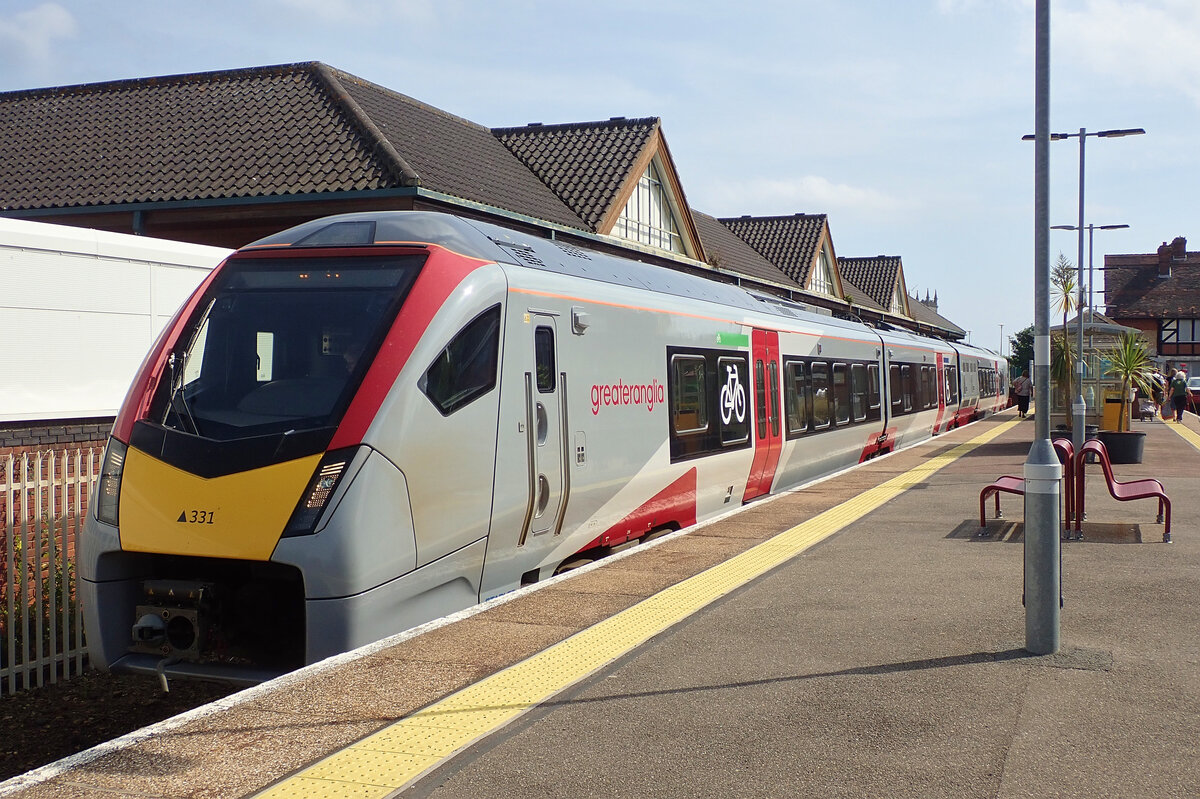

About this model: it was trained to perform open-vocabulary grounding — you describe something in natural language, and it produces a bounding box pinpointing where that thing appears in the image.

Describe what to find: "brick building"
[1104,236,1199,371]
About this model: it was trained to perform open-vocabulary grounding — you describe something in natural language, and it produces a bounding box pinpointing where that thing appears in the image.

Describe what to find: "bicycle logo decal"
[720,364,746,425]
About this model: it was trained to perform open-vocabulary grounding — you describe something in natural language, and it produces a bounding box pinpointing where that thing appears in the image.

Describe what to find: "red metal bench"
[1075,438,1171,543]
[979,439,1074,535]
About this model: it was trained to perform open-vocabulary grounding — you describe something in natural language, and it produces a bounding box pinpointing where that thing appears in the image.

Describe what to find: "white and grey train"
[80,211,1007,683]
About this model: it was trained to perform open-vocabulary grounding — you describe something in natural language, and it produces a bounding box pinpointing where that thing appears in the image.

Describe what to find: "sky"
[2,0,1198,356]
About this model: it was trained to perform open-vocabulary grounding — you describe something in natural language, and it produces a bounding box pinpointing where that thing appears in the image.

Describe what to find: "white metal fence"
[1,448,100,695]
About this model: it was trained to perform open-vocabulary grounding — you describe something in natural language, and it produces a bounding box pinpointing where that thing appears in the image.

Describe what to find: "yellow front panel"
[120,448,323,561]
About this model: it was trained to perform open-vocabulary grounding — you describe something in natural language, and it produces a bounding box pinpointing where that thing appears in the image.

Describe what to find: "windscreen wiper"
[162,299,213,435]
[165,352,200,435]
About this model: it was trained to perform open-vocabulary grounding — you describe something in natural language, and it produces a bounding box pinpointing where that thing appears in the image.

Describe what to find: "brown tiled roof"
[837,255,902,311]
[717,213,827,286]
[690,209,800,287]
[907,297,965,335]
[839,276,887,313]
[335,70,584,228]
[1104,248,1200,319]
[494,118,656,229]
[0,62,586,228]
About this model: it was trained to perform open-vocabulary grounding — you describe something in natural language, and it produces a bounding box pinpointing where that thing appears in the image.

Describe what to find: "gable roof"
[690,209,800,288]
[837,255,906,313]
[493,117,657,230]
[717,213,830,288]
[1105,242,1200,319]
[0,62,586,228]
[838,276,887,313]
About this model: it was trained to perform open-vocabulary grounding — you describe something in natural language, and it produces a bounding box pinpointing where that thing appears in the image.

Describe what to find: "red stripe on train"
[331,245,491,449]
[582,468,698,551]
[859,426,898,462]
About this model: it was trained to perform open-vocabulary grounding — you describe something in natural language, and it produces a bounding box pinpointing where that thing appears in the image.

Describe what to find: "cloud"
[1056,0,1200,105]
[0,3,77,69]
[716,176,904,216]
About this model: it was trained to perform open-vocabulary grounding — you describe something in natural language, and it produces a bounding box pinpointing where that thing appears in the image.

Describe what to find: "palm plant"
[1051,252,1079,333]
[1050,253,1079,418]
[1050,334,1076,422]
[1104,332,1156,432]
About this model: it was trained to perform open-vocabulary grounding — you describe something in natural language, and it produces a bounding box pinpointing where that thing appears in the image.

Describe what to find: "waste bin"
[1102,389,1126,430]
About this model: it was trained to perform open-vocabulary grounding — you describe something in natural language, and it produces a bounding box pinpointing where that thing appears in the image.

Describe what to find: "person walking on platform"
[1169,367,1191,422]
[1012,369,1033,418]
[1151,368,1166,417]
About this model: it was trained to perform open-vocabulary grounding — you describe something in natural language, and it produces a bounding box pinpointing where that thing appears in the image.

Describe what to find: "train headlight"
[282,448,357,537]
[95,438,128,527]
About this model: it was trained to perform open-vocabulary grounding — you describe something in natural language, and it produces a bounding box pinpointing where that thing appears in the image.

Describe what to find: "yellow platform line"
[254,417,1021,799]
[1164,417,1200,451]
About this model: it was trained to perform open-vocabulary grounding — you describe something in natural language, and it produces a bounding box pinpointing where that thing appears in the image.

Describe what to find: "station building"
[1104,236,1199,372]
[0,61,966,451]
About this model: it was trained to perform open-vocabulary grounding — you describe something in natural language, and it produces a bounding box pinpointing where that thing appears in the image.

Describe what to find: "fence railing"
[1,448,100,695]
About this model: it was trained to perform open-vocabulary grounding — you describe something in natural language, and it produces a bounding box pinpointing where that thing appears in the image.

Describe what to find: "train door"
[521,313,567,544]
[933,353,947,433]
[743,329,782,501]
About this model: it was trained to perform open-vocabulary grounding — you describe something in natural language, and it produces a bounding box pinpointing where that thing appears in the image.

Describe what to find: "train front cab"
[79,216,515,682]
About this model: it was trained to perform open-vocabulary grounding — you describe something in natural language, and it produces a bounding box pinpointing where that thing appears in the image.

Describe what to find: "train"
[79,211,1008,684]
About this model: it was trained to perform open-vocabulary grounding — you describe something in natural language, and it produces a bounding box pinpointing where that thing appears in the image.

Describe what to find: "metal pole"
[1026,0,1062,656]
[1088,226,1094,313]
[1087,226,1095,396]
[1073,129,1087,455]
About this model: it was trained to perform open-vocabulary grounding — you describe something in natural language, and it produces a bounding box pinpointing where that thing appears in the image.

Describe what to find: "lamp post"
[1051,223,1130,425]
[1026,0,1060,656]
[1050,224,1130,313]
[1024,128,1144,455]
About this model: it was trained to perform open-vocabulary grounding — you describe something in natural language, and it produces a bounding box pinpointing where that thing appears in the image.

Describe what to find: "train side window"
[850,363,868,422]
[785,360,810,436]
[534,326,555,393]
[754,359,767,440]
[946,366,959,403]
[923,365,936,408]
[811,361,831,429]
[901,365,914,412]
[866,363,881,421]
[672,355,708,434]
[422,305,502,416]
[833,363,851,425]
[890,364,902,413]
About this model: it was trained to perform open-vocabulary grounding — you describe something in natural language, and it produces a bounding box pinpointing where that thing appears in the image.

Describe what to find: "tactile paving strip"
[1164,419,1200,451]
[254,418,1020,797]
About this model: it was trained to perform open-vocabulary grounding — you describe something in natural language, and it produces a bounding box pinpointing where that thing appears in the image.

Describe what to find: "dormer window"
[613,159,686,254]
[809,247,835,297]
[889,284,906,315]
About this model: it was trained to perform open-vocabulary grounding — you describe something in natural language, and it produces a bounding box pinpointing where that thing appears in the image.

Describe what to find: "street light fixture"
[1051,223,1130,429]
[1024,127,1145,455]
[1050,223,1130,313]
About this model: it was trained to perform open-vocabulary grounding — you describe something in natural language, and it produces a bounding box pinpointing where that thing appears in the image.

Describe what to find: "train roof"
[244,211,888,339]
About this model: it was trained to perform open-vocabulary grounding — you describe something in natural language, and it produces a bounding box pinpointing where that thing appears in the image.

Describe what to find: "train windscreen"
[153,254,423,441]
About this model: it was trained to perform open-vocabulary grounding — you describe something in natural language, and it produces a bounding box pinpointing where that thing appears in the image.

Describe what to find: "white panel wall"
[0,219,231,422]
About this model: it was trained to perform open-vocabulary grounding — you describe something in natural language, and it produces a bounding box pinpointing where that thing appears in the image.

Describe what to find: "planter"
[1053,424,1099,441]
[1096,430,1146,464]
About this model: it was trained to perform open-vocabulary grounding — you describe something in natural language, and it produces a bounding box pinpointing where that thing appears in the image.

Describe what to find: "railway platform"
[2,408,1199,798]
